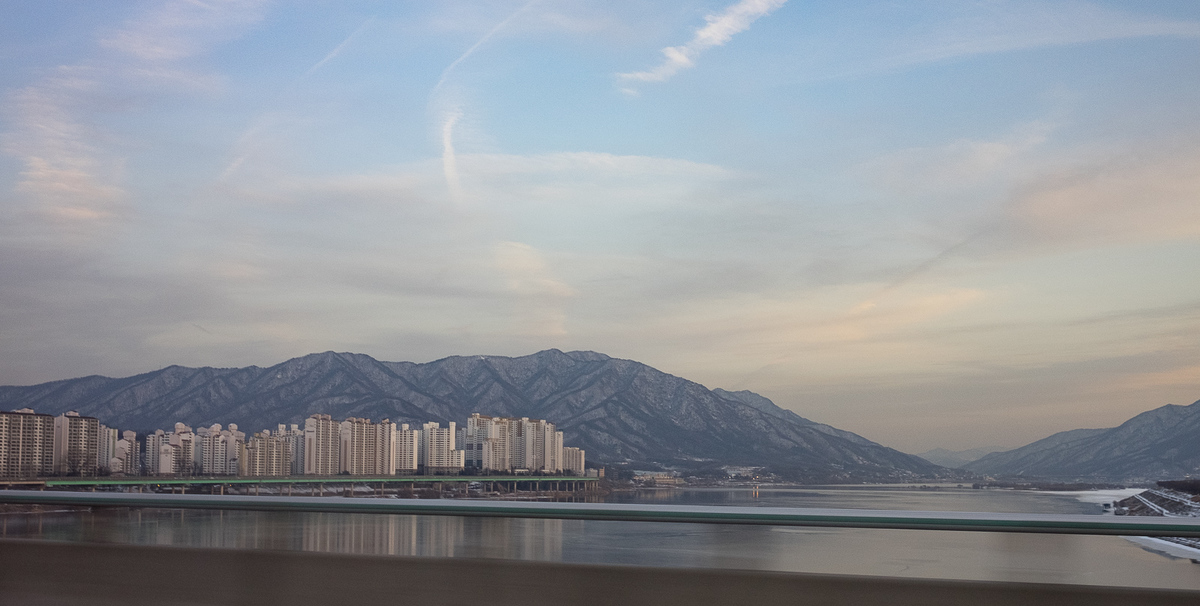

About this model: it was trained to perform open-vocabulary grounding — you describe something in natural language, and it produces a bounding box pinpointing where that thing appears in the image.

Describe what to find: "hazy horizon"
[2,1,1199,453]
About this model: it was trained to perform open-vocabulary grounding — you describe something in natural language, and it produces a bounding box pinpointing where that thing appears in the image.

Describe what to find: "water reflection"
[3,488,1200,590]
[2,508,564,561]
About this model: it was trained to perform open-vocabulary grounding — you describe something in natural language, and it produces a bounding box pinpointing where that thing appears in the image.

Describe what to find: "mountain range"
[964,399,1200,481]
[0,350,943,481]
[915,447,1003,469]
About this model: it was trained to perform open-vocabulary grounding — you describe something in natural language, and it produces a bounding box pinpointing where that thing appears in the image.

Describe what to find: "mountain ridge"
[964,400,1200,480]
[0,349,942,481]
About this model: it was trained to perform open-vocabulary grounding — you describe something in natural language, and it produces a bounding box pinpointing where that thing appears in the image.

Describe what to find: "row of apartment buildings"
[0,409,101,478]
[0,408,585,478]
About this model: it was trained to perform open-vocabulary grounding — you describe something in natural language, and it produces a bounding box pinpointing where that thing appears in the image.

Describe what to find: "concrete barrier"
[1,538,1197,606]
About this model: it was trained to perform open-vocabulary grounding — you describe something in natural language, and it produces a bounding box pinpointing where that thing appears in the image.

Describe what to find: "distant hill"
[964,400,1200,481]
[915,447,1004,469]
[0,350,944,481]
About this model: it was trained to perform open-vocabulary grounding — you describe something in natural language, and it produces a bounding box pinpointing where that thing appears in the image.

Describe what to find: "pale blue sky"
[2,0,1199,452]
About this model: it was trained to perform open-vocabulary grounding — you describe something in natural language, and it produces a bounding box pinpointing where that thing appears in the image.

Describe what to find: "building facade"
[276,424,305,476]
[0,408,55,478]
[339,417,397,476]
[97,424,119,473]
[112,430,138,475]
[52,411,100,476]
[463,414,570,474]
[420,422,464,472]
[196,423,244,475]
[241,430,292,477]
[304,414,340,475]
[395,423,417,472]
[563,447,585,475]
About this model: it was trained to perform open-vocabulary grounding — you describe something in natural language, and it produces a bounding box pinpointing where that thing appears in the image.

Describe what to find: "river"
[3,485,1198,589]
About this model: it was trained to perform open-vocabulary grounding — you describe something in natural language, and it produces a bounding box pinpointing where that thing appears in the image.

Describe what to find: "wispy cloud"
[1011,147,1200,247]
[99,0,268,63]
[493,241,575,336]
[3,0,268,224]
[617,0,787,90]
[3,68,124,222]
[803,2,1200,82]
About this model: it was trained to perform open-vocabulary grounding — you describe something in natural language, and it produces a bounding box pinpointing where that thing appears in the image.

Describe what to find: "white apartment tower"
[420,422,464,472]
[0,408,55,478]
[197,423,244,475]
[242,430,291,477]
[144,430,167,475]
[463,414,571,473]
[52,411,100,476]
[464,414,514,472]
[395,423,417,472]
[563,447,585,475]
[304,414,340,475]
[97,424,119,473]
[146,423,196,476]
[339,417,397,476]
[112,430,138,475]
[276,424,305,476]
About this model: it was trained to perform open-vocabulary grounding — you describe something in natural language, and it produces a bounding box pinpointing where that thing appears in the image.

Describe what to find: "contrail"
[303,18,376,79]
[220,18,374,180]
[442,109,463,202]
[430,0,540,97]
[431,0,540,201]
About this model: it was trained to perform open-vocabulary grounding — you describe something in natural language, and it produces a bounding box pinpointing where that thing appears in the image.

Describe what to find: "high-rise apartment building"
[563,447,585,475]
[463,414,572,473]
[0,408,54,478]
[196,423,244,475]
[464,414,512,471]
[144,430,167,475]
[420,422,464,472]
[241,430,291,477]
[112,430,138,475]
[304,414,340,475]
[460,412,573,475]
[97,424,119,473]
[276,424,305,476]
[339,417,397,475]
[145,423,197,476]
[52,411,100,476]
[395,423,417,472]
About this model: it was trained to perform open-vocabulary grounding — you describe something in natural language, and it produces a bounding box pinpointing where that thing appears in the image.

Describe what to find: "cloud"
[3,69,125,222]
[617,0,787,89]
[3,0,268,225]
[866,122,1053,195]
[493,241,575,337]
[887,1,1200,68]
[99,0,268,63]
[1010,147,1200,248]
[765,2,1200,84]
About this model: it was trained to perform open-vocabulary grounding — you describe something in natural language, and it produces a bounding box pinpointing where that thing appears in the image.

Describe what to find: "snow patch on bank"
[1125,536,1200,561]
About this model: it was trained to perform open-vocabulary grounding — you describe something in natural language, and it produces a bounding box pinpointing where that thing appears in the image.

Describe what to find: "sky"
[2,0,1199,453]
